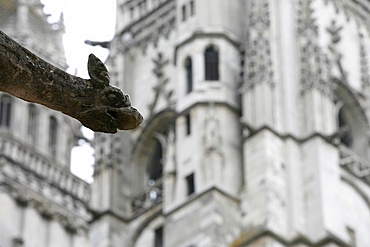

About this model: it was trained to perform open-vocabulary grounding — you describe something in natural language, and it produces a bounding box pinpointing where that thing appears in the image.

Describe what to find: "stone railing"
[131,177,163,215]
[0,137,91,204]
[339,145,370,185]
[121,0,176,52]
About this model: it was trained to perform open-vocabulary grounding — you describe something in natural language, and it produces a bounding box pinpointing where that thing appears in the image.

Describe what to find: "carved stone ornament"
[148,52,174,117]
[0,30,143,133]
[243,0,274,90]
[298,0,335,97]
[326,20,347,82]
[359,31,370,92]
[324,0,370,34]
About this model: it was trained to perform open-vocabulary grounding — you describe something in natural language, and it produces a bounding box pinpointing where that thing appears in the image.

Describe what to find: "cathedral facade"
[91,0,370,246]
[1,0,370,247]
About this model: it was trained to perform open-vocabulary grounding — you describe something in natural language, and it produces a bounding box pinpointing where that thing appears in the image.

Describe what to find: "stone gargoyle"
[0,30,143,133]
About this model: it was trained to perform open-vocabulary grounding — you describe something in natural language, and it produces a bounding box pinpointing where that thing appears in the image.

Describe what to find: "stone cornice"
[89,202,163,225]
[89,209,130,224]
[177,98,240,117]
[241,122,339,147]
[231,228,350,247]
[163,186,241,217]
[0,157,92,234]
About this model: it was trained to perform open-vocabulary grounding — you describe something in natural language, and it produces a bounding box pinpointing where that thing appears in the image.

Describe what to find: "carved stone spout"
[0,30,143,133]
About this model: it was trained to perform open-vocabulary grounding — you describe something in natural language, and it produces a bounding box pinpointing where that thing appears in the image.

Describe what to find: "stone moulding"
[0,30,143,133]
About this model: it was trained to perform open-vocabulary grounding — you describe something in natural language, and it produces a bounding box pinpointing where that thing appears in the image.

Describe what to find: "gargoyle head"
[79,54,143,133]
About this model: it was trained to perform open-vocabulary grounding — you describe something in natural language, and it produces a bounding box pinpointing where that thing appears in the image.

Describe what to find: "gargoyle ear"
[87,53,110,88]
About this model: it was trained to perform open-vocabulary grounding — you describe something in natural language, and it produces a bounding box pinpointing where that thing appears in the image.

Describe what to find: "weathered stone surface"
[0,30,143,133]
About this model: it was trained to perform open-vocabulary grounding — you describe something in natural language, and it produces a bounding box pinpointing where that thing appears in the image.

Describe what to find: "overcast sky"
[42,0,117,182]
[42,0,116,76]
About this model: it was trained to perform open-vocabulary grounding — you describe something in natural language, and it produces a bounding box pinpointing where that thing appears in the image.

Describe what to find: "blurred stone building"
[91,0,370,246]
[0,0,91,246]
[2,0,370,247]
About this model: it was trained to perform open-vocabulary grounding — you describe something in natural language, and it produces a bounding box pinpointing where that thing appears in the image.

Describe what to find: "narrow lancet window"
[186,173,195,196]
[0,95,12,128]
[190,0,195,16]
[28,104,38,143]
[204,46,219,81]
[185,57,193,93]
[49,116,58,156]
[185,114,191,136]
[182,5,187,21]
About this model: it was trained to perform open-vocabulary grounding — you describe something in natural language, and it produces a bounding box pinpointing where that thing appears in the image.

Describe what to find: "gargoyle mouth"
[79,106,143,133]
[109,106,143,131]
[107,109,119,120]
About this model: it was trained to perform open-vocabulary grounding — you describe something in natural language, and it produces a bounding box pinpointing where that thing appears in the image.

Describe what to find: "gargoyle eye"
[107,93,118,102]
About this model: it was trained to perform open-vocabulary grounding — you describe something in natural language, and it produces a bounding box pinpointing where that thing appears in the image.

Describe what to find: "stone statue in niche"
[0,30,143,133]
[203,103,224,183]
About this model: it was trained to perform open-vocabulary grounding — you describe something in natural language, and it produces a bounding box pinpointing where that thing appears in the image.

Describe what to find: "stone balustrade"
[0,136,91,204]
[339,145,370,185]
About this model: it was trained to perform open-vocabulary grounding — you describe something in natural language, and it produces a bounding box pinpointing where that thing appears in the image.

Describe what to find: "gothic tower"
[92,0,370,246]
[0,1,91,246]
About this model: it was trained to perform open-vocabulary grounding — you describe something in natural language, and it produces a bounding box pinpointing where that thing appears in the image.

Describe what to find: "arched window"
[338,108,353,148]
[49,116,58,156]
[185,57,193,93]
[147,138,163,182]
[28,104,38,143]
[0,94,12,128]
[204,45,219,81]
